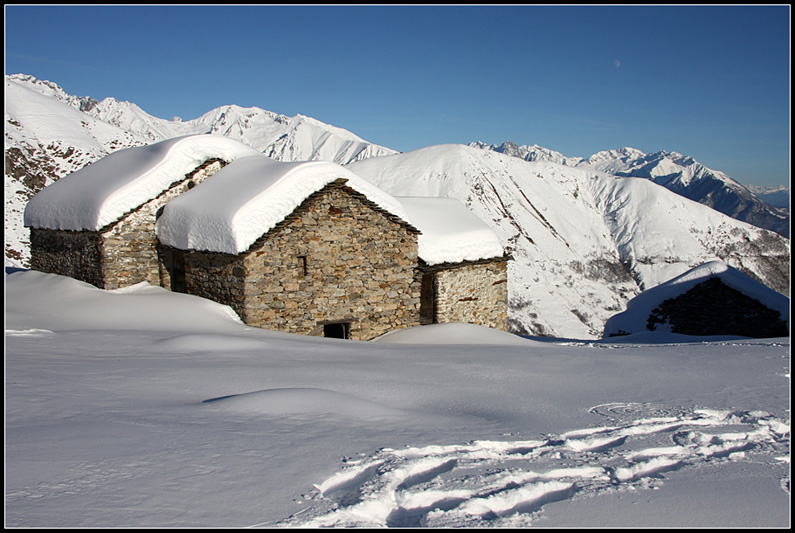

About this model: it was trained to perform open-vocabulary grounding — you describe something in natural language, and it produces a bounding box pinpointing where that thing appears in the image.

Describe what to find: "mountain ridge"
[470,141,789,237]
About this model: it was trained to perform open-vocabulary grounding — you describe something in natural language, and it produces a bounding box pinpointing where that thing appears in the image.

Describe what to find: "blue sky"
[4,5,791,187]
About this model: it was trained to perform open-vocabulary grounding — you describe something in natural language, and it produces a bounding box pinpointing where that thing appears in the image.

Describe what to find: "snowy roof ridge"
[396,196,505,266]
[24,134,262,231]
[155,156,415,255]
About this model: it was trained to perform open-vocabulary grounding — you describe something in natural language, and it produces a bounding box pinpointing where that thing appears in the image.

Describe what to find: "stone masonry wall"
[29,228,105,287]
[184,181,422,340]
[430,259,509,331]
[647,276,789,338]
[180,250,246,315]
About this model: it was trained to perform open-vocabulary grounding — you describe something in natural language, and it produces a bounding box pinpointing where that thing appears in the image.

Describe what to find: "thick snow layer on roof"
[396,197,504,265]
[156,156,413,255]
[603,260,790,337]
[23,135,262,231]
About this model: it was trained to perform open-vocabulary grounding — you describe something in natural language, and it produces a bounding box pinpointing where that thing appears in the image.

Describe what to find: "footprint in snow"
[278,405,790,528]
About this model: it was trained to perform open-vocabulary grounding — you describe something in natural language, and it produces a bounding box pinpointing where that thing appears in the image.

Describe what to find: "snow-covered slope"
[348,144,790,338]
[471,141,789,237]
[583,148,790,237]
[5,74,396,263]
[5,267,791,528]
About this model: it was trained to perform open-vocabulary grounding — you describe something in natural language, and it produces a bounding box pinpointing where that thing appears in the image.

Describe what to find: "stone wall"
[174,249,246,312]
[183,181,422,340]
[28,159,224,289]
[424,259,509,331]
[29,228,104,287]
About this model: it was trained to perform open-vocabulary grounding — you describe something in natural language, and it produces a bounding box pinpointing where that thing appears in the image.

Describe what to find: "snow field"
[4,268,790,527]
[284,407,789,528]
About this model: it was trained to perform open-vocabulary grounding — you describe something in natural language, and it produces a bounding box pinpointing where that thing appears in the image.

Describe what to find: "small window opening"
[297,255,308,278]
[323,322,350,339]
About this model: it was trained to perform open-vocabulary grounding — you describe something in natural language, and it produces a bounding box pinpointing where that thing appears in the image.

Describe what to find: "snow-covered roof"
[24,135,262,231]
[603,261,790,337]
[396,197,505,265]
[155,156,414,255]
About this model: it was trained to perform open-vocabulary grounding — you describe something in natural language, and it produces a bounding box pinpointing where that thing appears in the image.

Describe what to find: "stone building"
[397,197,509,331]
[645,277,789,338]
[603,261,789,339]
[24,135,261,289]
[25,135,509,340]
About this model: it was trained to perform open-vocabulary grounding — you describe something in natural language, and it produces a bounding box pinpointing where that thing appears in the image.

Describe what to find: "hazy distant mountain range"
[4,73,790,338]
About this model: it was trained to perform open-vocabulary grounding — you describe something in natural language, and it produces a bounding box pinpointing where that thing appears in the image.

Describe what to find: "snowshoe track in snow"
[280,404,789,528]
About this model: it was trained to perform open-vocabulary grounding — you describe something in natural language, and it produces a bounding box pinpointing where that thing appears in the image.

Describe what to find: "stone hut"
[24,135,261,289]
[156,157,509,340]
[25,135,510,340]
[396,197,509,331]
[645,277,789,338]
[603,261,790,339]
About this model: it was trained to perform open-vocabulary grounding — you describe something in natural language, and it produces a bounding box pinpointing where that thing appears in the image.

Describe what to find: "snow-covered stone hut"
[156,155,422,340]
[24,135,261,289]
[603,261,789,339]
[25,134,510,340]
[397,197,509,330]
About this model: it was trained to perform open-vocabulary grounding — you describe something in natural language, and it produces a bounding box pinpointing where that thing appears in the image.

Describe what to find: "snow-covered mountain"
[5,74,790,338]
[348,144,789,338]
[468,141,585,167]
[7,74,397,164]
[4,73,396,264]
[471,142,790,237]
[583,148,790,237]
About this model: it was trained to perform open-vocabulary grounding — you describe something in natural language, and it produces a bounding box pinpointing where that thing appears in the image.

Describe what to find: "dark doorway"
[323,322,350,339]
[171,251,187,293]
[420,272,436,325]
